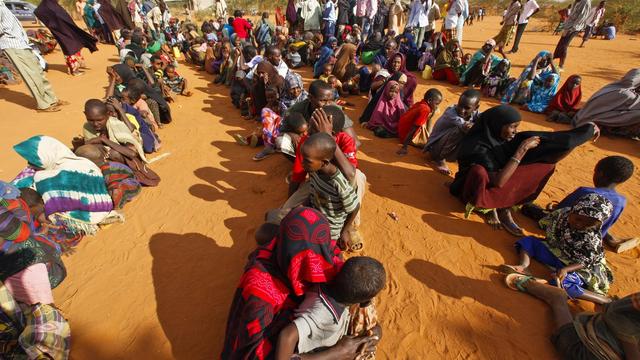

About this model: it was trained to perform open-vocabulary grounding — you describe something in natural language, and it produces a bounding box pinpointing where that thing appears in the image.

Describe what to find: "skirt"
[455,163,555,209]
[493,24,516,47]
[553,31,579,59]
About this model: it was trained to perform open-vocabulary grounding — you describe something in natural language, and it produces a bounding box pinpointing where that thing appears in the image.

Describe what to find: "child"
[286,44,303,69]
[546,74,582,124]
[276,256,385,359]
[301,132,359,242]
[230,70,248,109]
[424,89,481,175]
[319,63,334,83]
[397,88,443,155]
[275,112,309,161]
[163,64,193,97]
[481,59,511,98]
[523,156,636,253]
[123,88,161,132]
[75,145,142,209]
[234,88,282,161]
[364,80,406,138]
[502,193,614,304]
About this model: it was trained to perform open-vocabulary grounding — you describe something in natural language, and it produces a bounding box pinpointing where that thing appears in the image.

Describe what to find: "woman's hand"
[106,97,124,114]
[333,335,379,360]
[592,123,601,142]
[516,136,540,154]
[72,136,85,149]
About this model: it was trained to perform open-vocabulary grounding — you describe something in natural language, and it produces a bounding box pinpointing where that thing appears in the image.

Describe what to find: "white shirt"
[426,2,440,30]
[323,0,337,22]
[246,59,289,80]
[587,7,605,26]
[444,0,463,29]
[408,0,430,28]
[518,0,539,24]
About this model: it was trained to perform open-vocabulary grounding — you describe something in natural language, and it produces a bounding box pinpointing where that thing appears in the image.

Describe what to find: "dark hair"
[165,64,176,71]
[150,54,162,63]
[265,45,280,57]
[19,187,42,208]
[127,78,146,94]
[282,112,307,133]
[265,86,280,100]
[128,88,143,102]
[262,11,269,18]
[255,223,279,245]
[322,105,345,133]
[309,79,333,97]
[332,257,386,304]
[84,98,107,114]
[131,34,144,45]
[424,88,442,101]
[234,10,242,17]
[243,45,258,60]
[595,156,634,185]
[228,17,234,24]
[460,89,481,103]
[303,132,337,160]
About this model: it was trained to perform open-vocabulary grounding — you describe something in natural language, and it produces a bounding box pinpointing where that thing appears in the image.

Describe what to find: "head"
[386,81,400,99]
[323,63,333,76]
[424,88,443,111]
[234,10,242,18]
[456,89,481,120]
[301,132,337,173]
[330,256,386,305]
[384,40,398,58]
[84,99,109,133]
[389,53,403,72]
[536,51,551,69]
[593,156,634,187]
[127,88,143,104]
[228,17,234,25]
[544,74,559,89]
[265,46,282,65]
[284,112,308,135]
[482,105,522,141]
[150,54,163,71]
[242,45,258,61]
[567,194,613,231]
[255,222,279,245]
[19,187,44,219]
[567,75,582,89]
[313,105,346,135]
[262,11,269,19]
[598,1,605,8]
[327,75,338,88]
[165,64,177,79]
[308,80,335,110]
[75,144,107,166]
[265,87,280,107]
[463,53,472,64]
[497,59,510,73]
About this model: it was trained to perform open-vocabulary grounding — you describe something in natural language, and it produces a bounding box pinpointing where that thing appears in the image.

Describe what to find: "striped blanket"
[12,136,115,236]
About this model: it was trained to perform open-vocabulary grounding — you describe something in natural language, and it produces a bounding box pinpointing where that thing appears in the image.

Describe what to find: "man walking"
[509,0,539,53]
[1,0,64,112]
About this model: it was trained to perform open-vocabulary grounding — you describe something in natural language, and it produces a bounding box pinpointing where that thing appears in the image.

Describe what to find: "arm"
[488,136,540,188]
[107,98,136,132]
[370,76,386,93]
[621,340,640,360]
[400,124,419,151]
[275,324,299,360]
[527,57,541,80]
[311,109,356,182]
[556,263,585,280]
[141,66,156,85]
[106,68,117,98]
[100,138,139,160]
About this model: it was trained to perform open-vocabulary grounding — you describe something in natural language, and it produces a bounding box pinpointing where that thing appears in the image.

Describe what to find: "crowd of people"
[1,0,639,358]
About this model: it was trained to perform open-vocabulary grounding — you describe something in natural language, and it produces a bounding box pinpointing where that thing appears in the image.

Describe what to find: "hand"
[311,108,334,135]
[396,146,408,156]
[463,122,474,130]
[106,97,123,113]
[85,137,104,145]
[517,136,540,153]
[106,66,115,80]
[591,123,600,142]
[333,335,379,360]
[500,21,504,25]
[339,228,352,251]
[72,136,85,149]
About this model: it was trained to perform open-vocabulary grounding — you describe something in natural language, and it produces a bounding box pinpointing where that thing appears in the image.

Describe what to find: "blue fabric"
[515,236,585,298]
[557,187,626,237]
[502,50,553,104]
[527,73,560,113]
[359,66,371,92]
[122,103,156,154]
[0,181,20,200]
[314,42,335,78]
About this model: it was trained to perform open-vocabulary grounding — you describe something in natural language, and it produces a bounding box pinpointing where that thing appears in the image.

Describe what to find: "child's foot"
[182,91,193,97]
[432,161,451,176]
[233,134,248,146]
[253,147,275,161]
[499,264,530,275]
[483,209,503,230]
[497,208,525,237]
[608,237,639,253]
[505,273,548,293]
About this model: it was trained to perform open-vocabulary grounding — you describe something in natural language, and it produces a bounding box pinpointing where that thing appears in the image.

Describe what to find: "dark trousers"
[510,23,527,52]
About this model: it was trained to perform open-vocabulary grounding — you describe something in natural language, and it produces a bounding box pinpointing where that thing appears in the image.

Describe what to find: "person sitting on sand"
[162,64,193,97]
[279,72,308,116]
[545,74,582,124]
[76,99,160,187]
[74,145,142,209]
[432,40,462,86]
[234,87,283,161]
[572,68,640,139]
[481,59,511,99]
[502,193,614,304]
[276,256,385,359]
[523,156,636,253]
[424,89,481,176]
[460,39,506,87]
[275,112,309,161]
[449,105,599,237]
[363,80,407,138]
[300,132,360,243]
[502,51,559,106]
[397,88,443,155]
[222,207,347,359]
[522,73,560,114]
[504,279,640,358]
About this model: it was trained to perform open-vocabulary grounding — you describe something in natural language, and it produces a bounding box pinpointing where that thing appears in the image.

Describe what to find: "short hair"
[309,79,333,97]
[228,17,234,24]
[595,156,634,184]
[282,112,307,133]
[127,78,146,93]
[460,89,481,103]
[255,223,278,245]
[265,45,280,57]
[75,144,105,165]
[150,54,162,63]
[424,88,442,101]
[234,10,242,17]
[332,257,386,304]
[131,34,144,45]
[19,187,42,208]
[165,64,176,72]
[262,11,269,18]
[242,45,258,60]
[84,99,107,114]
[322,105,345,133]
[302,132,336,160]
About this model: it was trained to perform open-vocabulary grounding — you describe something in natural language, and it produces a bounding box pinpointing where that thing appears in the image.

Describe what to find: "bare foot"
[499,264,530,275]
[497,208,524,237]
[484,209,503,230]
[432,161,451,176]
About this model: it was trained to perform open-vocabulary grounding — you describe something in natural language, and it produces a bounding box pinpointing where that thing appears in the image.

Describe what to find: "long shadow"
[47,63,69,74]
[150,232,247,360]
[1,86,37,110]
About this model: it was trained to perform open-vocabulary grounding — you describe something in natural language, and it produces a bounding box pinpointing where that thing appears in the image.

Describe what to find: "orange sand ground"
[1,16,639,359]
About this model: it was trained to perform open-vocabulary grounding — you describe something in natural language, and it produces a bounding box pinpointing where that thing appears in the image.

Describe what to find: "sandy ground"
[1,16,639,359]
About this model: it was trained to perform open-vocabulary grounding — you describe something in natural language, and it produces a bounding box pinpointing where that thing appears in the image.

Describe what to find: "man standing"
[492,0,521,53]
[407,0,429,47]
[322,0,337,39]
[0,0,64,112]
[444,0,463,41]
[580,1,605,47]
[509,0,539,53]
[553,0,591,69]
[455,0,468,44]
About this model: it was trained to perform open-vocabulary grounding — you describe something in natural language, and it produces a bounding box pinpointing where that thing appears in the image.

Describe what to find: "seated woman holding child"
[432,40,463,85]
[331,43,359,95]
[502,51,559,108]
[450,105,598,236]
[573,68,640,139]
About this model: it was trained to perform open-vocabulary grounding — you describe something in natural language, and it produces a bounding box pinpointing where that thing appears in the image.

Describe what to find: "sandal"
[339,228,364,253]
[233,134,248,146]
[499,264,530,275]
[505,273,547,292]
[37,105,61,113]
[252,147,275,161]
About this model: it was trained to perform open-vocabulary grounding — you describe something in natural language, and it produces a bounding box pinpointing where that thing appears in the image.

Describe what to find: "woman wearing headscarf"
[492,0,521,53]
[221,207,344,359]
[280,72,308,115]
[524,73,560,113]
[252,61,285,117]
[460,39,506,87]
[332,43,359,94]
[546,74,582,124]
[553,0,591,69]
[313,36,337,78]
[386,52,416,107]
[432,39,462,85]
[396,30,421,71]
[34,0,98,76]
[503,193,614,304]
[364,80,407,137]
[0,182,70,359]
[502,50,558,105]
[450,105,598,236]
[12,136,117,238]
[573,69,640,139]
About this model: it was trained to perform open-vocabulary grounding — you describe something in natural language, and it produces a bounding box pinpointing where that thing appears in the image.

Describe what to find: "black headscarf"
[113,63,136,85]
[126,35,147,60]
[112,64,171,122]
